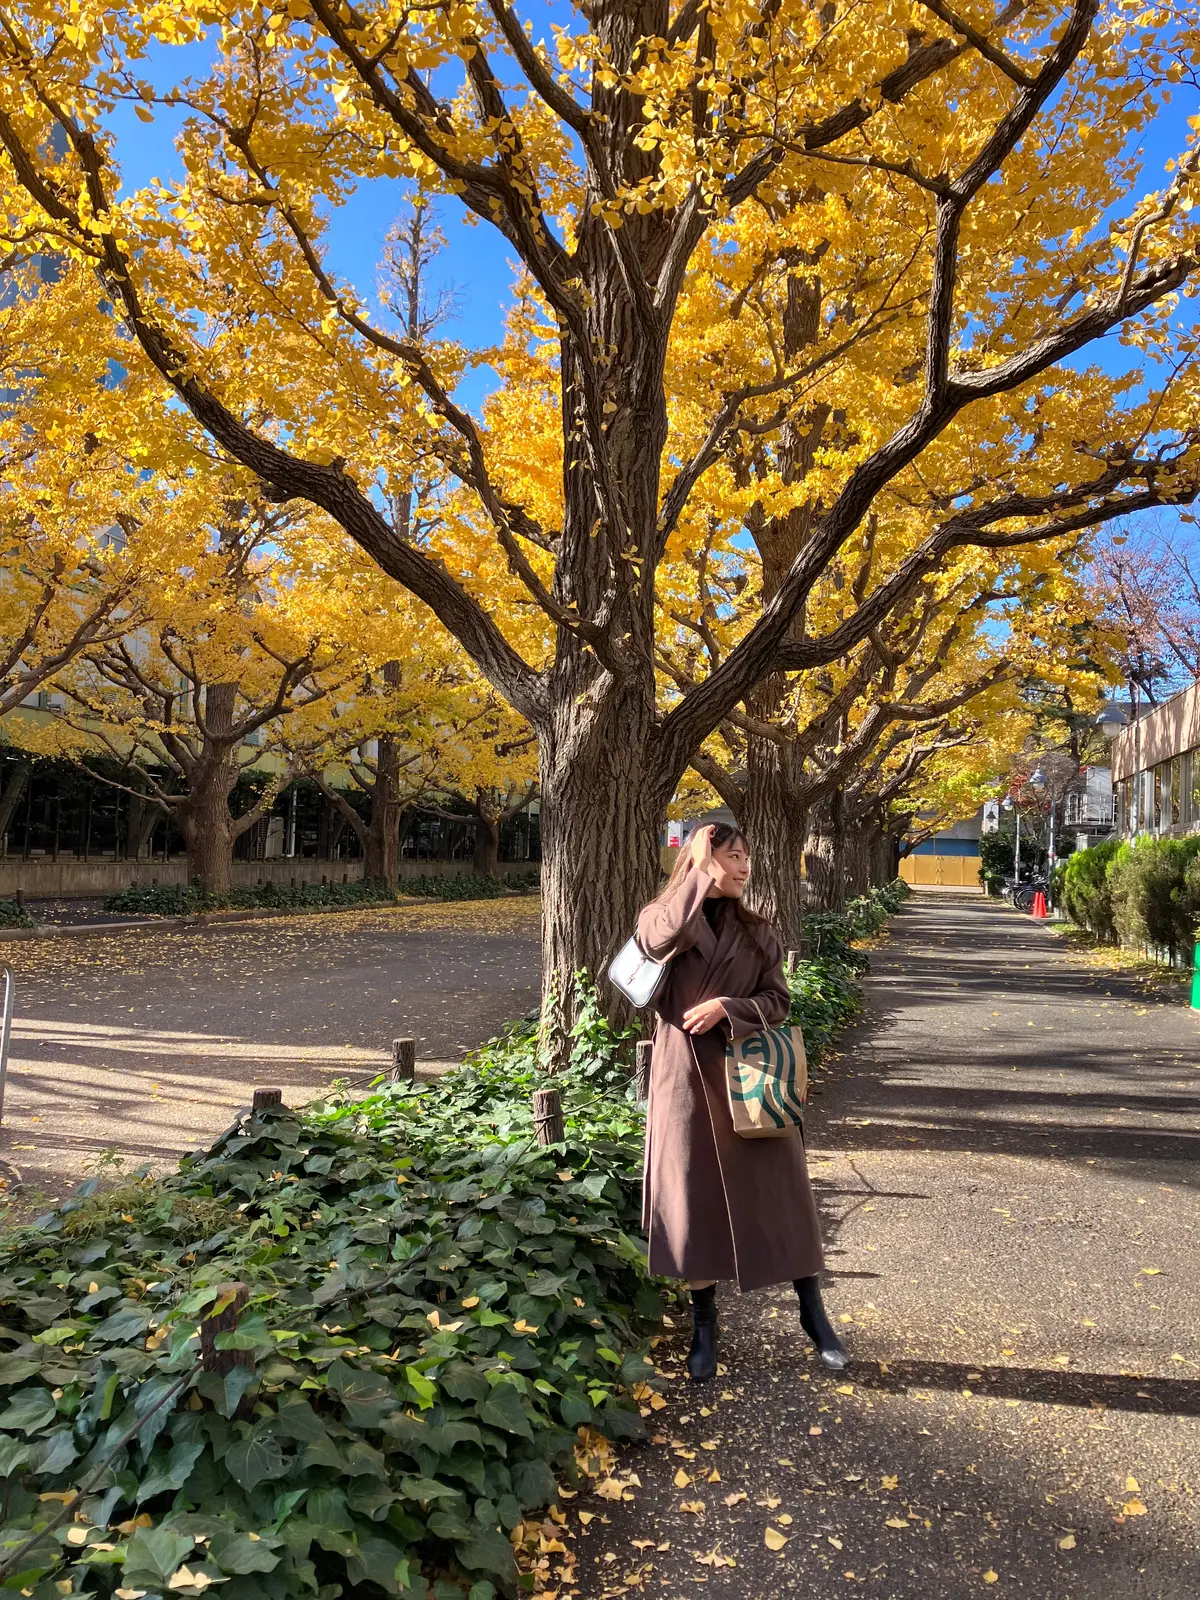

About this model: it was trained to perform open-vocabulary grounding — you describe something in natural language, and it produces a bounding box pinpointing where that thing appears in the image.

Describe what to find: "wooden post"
[785,947,806,974]
[251,1088,283,1111]
[532,1087,564,1146]
[635,1040,653,1104]
[390,1038,416,1083]
[199,1282,252,1377]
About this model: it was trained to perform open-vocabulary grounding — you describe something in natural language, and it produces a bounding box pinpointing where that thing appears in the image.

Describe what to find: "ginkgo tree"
[2,1,1199,1044]
[24,486,378,893]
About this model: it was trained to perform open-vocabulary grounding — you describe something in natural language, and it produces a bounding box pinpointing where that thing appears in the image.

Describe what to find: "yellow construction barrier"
[899,854,983,889]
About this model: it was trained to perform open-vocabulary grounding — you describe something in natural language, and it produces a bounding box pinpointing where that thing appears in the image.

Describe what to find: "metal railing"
[1063,795,1115,827]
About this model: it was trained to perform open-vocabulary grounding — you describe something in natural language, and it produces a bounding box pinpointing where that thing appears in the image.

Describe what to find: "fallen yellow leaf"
[777,1513,793,1526]
[679,1500,705,1514]
[578,1512,594,1525]
[881,1475,899,1490]
[1123,1498,1148,1516]
[828,1536,843,1551]
[1058,1534,1077,1551]
[724,1492,747,1507]
[673,1469,691,1489]
[764,1527,789,1552]
[1125,1476,1140,1492]
[885,1518,909,1530]
[836,1384,854,1395]
[983,1571,999,1585]
[594,1479,625,1501]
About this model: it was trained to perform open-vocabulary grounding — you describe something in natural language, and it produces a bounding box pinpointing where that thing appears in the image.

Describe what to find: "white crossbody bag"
[607,935,670,1009]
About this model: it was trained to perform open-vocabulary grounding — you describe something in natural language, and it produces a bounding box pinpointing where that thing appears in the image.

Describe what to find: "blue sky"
[108,19,1198,534]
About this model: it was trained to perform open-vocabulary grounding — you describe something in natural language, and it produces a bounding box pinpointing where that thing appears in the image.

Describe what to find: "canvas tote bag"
[724,999,808,1139]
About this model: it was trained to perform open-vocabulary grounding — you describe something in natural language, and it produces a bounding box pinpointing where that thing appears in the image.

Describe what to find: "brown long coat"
[637,863,824,1292]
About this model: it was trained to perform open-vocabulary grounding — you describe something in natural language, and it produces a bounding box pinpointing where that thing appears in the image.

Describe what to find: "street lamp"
[1002,795,1020,883]
[1027,769,1054,878]
[1096,703,1127,742]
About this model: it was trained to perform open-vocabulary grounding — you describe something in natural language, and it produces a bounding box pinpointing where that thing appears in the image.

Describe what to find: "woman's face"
[710,836,750,898]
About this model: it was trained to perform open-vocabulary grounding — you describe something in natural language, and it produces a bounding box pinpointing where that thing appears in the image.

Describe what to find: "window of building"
[1153,765,1163,830]
[1120,776,1132,834]
[1171,757,1182,827]
[1189,750,1200,830]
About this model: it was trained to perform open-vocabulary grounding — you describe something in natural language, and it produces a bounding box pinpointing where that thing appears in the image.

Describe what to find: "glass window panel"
[1171,757,1182,827]
[1153,765,1163,830]
[1191,750,1200,827]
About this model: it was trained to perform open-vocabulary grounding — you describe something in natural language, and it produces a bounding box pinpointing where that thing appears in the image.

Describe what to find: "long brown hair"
[659,822,774,946]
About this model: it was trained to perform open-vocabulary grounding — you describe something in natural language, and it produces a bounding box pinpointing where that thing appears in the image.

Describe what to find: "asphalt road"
[578,896,1200,1600]
[0,898,541,1200]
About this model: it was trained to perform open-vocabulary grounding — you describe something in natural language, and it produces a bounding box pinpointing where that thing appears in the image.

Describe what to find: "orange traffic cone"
[1031,890,1048,919]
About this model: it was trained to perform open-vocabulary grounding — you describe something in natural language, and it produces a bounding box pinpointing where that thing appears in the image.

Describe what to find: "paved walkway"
[582,896,1200,1599]
[0,898,540,1200]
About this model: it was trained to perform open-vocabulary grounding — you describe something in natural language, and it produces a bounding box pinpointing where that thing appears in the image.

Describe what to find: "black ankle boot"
[793,1275,849,1371]
[686,1285,718,1383]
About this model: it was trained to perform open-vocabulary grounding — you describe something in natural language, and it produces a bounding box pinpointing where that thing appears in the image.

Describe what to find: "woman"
[637,822,848,1382]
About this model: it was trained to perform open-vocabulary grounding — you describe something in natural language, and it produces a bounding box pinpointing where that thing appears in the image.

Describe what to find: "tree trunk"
[473,806,501,876]
[742,725,808,947]
[871,828,896,887]
[178,683,240,895]
[0,761,32,843]
[180,772,237,895]
[128,793,164,859]
[844,822,872,900]
[538,688,667,1068]
[804,791,846,912]
[364,733,403,887]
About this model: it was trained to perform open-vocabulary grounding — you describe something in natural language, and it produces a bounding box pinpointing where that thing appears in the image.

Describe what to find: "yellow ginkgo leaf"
[764,1527,789,1551]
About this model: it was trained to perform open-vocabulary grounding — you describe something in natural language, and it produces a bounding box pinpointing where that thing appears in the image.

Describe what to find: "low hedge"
[1058,839,1121,941]
[1108,834,1200,963]
[104,875,541,918]
[104,878,399,918]
[403,873,540,903]
[0,1008,654,1600]
[0,898,34,930]
[1061,835,1200,962]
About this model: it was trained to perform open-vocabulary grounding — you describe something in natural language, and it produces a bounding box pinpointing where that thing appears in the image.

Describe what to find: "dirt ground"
[0,897,541,1200]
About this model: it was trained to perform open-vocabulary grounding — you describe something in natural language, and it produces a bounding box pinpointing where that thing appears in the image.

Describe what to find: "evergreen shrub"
[0,898,34,929]
[1058,839,1121,941]
[1108,835,1200,963]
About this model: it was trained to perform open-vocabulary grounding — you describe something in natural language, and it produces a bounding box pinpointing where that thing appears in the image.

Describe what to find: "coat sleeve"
[719,933,790,1041]
[636,863,713,960]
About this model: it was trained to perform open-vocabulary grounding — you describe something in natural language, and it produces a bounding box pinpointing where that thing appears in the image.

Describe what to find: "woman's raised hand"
[689,824,715,873]
[682,998,727,1035]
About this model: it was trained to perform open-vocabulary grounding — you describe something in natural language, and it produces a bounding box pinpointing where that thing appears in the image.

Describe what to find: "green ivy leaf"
[123,1526,196,1584]
[207,1527,284,1575]
[0,1385,56,1434]
[479,1382,534,1439]
[404,1365,437,1410]
[225,1432,288,1490]
[136,1439,205,1503]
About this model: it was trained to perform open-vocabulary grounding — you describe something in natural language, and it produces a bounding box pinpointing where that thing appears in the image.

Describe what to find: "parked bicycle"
[1004,876,1048,912]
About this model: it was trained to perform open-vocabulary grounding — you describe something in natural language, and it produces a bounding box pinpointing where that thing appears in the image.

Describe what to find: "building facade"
[1110,681,1200,838]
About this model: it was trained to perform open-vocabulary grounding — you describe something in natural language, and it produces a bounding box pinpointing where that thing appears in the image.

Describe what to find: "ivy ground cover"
[0,1064,658,1600]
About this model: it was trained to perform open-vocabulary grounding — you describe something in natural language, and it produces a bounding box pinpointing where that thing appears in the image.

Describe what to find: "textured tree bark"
[179,766,238,896]
[844,822,872,900]
[742,724,809,948]
[173,684,249,896]
[363,728,403,886]
[871,828,898,887]
[804,791,846,912]
[472,806,501,876]
[0,762,32,843]
[538,685,668,1066]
